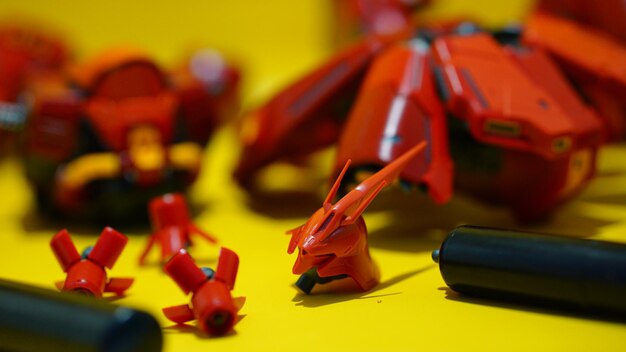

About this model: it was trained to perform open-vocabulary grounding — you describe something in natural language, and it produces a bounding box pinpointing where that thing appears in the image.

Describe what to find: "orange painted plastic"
[234,36,390,186]
[163,248,245,336]
[335,43,453,204]
[433,33,581,158]
[23,47,239,218]
[288,142,427,292]
[50,227,133,297]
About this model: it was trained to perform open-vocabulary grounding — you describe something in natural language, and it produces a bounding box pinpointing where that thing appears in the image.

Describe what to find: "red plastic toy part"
[139,193,217,265]
[50,227,134,297]
[162,248,245,336]
[288,142,427,294]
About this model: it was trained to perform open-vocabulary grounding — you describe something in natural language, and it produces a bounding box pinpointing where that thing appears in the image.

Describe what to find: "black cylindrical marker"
[433,225,626,314]
[0,279,162,352]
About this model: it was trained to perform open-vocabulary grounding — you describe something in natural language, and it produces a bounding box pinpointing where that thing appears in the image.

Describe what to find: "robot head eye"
[81,245,94,259]
[201,267,215,280]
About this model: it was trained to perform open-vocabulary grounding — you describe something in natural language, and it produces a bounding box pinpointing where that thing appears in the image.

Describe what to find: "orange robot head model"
[288,142,427,293]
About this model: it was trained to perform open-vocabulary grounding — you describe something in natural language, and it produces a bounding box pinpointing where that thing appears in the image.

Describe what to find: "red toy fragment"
[288,142,427,293]
[163,248,245,336]
[50,227,133,297]
[139,193,217,265]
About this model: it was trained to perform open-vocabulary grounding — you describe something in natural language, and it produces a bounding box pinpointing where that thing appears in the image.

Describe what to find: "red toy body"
[289,143,427,293]
[50,227,133,297]
[163,248,245,336]
[22,47,239,222]
[139,193,217,265]
[235,10,624,222]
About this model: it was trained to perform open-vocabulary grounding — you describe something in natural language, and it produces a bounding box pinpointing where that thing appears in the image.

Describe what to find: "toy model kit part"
[50,227,134,297]
[163,248,245,336]
[139,193,217,265]
[288,142,427,293]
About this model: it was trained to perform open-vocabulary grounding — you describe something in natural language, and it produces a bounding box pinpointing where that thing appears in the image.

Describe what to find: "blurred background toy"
[22,47,240,223]
[50,227,133,297]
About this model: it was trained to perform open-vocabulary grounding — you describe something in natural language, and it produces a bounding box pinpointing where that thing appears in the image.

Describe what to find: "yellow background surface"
[1,1,626,351]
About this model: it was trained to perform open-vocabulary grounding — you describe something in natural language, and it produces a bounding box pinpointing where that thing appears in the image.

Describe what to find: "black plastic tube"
[433,225,626,314]
[0,279,162,352]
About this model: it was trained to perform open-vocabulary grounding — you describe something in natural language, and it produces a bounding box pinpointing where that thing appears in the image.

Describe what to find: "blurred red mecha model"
[537,0,626,42]
[288,142,426,293]
[163,248,245,336]
[0,23,69,155]
[22,47,240,222]
[234,5,626,223]
[50,227,134,297]
[139,193,217,265]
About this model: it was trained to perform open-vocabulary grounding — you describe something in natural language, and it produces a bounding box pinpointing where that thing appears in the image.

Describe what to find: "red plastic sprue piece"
[162,247,245,336]
[50,227,134,297]
[139,193,217,265]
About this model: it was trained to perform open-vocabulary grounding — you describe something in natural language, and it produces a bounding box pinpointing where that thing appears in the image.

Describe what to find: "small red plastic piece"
[288,142,427,293]
[139,193,217,265]
[50,227,134,297]
[163,248,245,336]
[50,229,81,272]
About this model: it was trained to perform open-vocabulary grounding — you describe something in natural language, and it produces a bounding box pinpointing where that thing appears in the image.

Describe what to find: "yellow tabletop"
[1,1,625,351]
